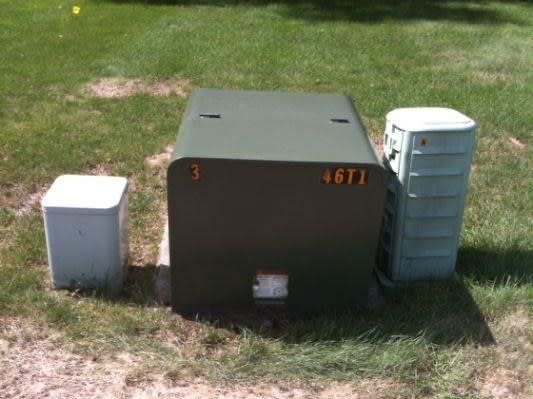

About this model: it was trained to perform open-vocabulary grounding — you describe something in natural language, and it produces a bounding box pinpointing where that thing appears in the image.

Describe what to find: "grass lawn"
[0,0,532,397]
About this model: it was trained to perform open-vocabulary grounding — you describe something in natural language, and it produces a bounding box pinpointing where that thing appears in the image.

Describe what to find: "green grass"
[1,0,532,396]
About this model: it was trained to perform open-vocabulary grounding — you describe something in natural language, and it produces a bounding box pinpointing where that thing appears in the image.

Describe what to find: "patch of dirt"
[472,70,509,85]
[0,183,22,210]
[475,309,532,399]
[2,162,137,216]
[507,137,526,150]
[123,378,314,399]
[361,117,384,158]
[145,144,174,169]
[9,185,47,216]
[1,317,416,399]
[128,376,412,399]
[86,78,190,99]
[499,308,533,355]
[87,162,112,176]
[373,138,384,158]
[86,162,139,191]
[478,368,527,399]
[0,317,133,398]
[500,309,530,336]
[319,379,411,398]
[0,183,49,218]
[362,117,383,141]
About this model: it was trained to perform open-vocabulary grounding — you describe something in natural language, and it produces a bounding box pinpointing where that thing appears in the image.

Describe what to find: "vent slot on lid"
[199,113,221,119]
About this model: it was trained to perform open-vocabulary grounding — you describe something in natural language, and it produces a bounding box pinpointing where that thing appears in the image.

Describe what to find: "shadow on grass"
[77,261,492,347]
[206,280,494,346]
[122,263,158,306]
[98,0,528,25]
[62,264,158,305]
[203,245,532,345]
[102,243,533,348]
[457,246,532,286]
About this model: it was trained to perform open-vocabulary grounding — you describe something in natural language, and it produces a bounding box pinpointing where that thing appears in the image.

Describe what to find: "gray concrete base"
[154,219,171,305]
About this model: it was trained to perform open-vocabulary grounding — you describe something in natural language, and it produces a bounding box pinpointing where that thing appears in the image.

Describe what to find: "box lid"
[171,88,381,165]
[42,175,128,215]
[386,108,476,132]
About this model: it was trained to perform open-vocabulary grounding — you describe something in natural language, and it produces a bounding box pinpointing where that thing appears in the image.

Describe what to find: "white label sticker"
[253,272,288,299]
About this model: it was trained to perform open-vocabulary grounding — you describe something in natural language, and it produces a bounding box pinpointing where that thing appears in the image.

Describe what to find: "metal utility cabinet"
[167,89,387,313]
[379,108,476,282]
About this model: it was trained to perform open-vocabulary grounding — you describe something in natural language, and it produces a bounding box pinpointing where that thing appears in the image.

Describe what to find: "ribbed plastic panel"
[379,108,476,282]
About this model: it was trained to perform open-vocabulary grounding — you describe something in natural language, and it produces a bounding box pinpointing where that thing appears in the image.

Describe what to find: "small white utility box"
[42,175,129,294]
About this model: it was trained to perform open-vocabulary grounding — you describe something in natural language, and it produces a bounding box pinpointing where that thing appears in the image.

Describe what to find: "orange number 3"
[190,163,200,181]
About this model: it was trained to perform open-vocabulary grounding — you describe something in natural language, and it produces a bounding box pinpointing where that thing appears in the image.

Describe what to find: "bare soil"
[86,78,190,99]
[507,137,526,150]
[471,70,509,85]
[0,184,48,216]
[87,162,113,176]
[3,309,530,398]
[144,144,174,170]
[5,160,114,217]
[0,317,413,399]
[475,309,533,399]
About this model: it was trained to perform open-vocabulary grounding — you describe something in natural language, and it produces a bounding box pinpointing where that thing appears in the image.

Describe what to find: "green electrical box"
[168,88,387,314]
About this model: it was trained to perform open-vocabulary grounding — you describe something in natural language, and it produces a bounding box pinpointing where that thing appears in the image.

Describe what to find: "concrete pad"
[154,218,171,305]
[157,219,170,266]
